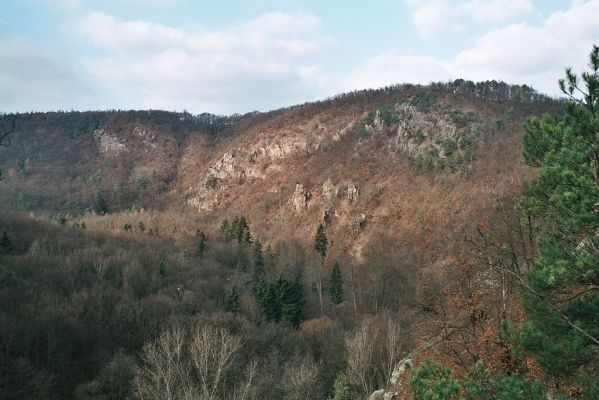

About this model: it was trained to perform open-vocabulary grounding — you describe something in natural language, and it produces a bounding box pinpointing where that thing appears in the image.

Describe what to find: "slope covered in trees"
[0,73,584,399]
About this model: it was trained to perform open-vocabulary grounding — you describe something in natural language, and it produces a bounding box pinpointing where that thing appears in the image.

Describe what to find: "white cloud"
[406,0,534,39]
[347,0,599,96]
[75,11,330,113]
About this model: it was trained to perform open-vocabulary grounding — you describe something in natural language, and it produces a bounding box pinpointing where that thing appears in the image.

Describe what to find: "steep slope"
[0,81,560,272]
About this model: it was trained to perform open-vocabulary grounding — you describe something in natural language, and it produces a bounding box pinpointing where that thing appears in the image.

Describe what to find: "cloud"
[406,0,534,39]
[0,35,93,112]
[346,0,599,95]
[75,10,331,113]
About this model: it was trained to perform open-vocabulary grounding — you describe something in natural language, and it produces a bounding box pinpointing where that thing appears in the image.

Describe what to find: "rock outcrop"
[94,129,128,156]
[290,183,310,211]
[322,178,338,201]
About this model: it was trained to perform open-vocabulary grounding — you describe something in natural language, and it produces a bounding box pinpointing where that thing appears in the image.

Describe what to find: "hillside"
[0,80,567,399]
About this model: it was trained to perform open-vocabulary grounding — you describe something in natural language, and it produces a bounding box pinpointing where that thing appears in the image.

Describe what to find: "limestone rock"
[347,184,359,203]
[322,178,338,201]
[368,389,385,400]
[94,129,128,156]
[290,183,310,211]
[390,357,413,386]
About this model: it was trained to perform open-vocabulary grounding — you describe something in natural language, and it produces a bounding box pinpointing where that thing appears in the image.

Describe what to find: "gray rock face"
[94,129,128,156]
[347,184,359,203]
[368,389,385,400]
[290,183,310,211]
[390,357,413,386]
[322,178,338,201]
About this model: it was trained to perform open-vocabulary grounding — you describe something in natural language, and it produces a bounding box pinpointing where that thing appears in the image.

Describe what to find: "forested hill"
[1,77,581,400]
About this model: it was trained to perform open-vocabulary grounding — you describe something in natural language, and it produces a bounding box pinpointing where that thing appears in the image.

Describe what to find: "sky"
[1,0,598,114]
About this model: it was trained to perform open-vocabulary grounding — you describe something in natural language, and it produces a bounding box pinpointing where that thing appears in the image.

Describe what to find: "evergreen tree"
[220,218,232,241]
[196,231,207,256]
[253,239,264,281]
[94,190,108,215]
[0,231,13,254]
[314,223,328,260]
[314,223,328,315]
[278,275,305,328]
[255,279,281,322]
[224,286,242,315]
[329,261,344,305]
[517,45,599,379]
[158,261,166,278]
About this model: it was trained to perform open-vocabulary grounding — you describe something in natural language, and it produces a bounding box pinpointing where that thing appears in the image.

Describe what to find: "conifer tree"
[253,239,264,281]
[0,231,13,254]
[220,218,231,241]
[278,275,305,328]
[329,261,344,305]
[224,286,242,315]
[158,261,166,278]
[314,223,328,260]
[255,279,281,322]
[94,190,108,215]
[314,223,328,314]
[196,231,207,256]
[517,45,599,379]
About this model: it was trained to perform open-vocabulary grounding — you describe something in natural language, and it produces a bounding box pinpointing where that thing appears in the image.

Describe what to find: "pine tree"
[278,276,305,328]
[314,223,328,259]
[0,231,13,254]
[158,261,166,278]
[314,223,328,314]
[224,286,242,315]
[196,231,207,256]
[329,261,344,305]
[253,239,264,281]
[94,190,108,215]
[255,279,281,322]
[517,45,599,378]
[220,218,232,241]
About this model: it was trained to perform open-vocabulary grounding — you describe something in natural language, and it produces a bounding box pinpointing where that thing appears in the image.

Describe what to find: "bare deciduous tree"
[281,356,321,400]
[135,322,252,400]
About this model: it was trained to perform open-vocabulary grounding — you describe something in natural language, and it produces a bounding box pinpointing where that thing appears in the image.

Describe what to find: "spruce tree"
[278,276,305,328]
[253,239,264,281]
[517,45,599,378]
[255,279,281,322]
[220,219,232,241]
[0,231,13,254]
[158,261,166,278]
[196,231,207,256]
[314,223,328,314]
[329,261,344,305]
[94,190,108,215]
[224,286,242,315]
[314,223,328,260]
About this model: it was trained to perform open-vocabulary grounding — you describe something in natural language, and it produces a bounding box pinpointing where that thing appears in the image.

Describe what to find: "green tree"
[0,231,13,254]
[329,261,344,305]
[196,231,207,256]
[253,239,264,281]
[255,276,305,328]
[220,218,232,241]
[314,223,328,259]
[158,261,166,278]
[517,45,599,378]
[278,275,305,328]
[255,278,281,322]
[94,190,108,215]
[314,223,328,315]
[224,286,242,315]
